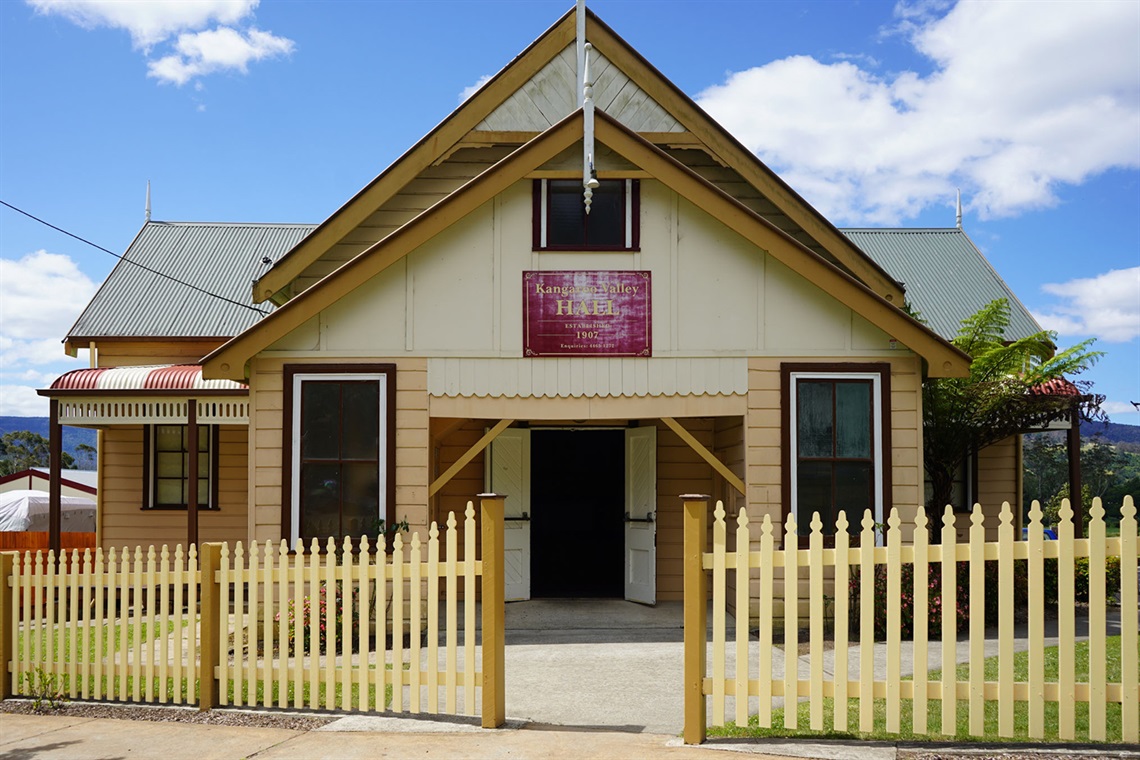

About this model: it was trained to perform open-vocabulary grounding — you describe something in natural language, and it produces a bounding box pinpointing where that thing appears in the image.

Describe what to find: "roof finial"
[576,0,587,108]
[582,41,598,214]
[955,188,962,230]
[145,180,152,223]
[577,0,597,213]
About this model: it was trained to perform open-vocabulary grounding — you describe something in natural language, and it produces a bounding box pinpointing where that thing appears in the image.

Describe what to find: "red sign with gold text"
[524,271,651,357]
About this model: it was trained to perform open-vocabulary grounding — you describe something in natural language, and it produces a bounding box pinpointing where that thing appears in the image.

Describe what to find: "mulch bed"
[0,699,335,731]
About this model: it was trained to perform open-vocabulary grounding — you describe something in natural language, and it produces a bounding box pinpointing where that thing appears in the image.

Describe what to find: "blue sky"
[1,0,1138,423]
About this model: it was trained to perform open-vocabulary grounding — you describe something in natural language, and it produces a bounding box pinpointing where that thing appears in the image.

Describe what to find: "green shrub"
[22,666,66,711]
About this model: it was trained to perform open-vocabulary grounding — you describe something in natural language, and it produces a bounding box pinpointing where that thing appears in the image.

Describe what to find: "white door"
[487,428,531,601]
[624,425,657,604]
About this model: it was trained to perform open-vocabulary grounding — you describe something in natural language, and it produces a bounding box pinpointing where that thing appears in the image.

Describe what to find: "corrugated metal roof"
[840,228,1042,342]
[67,221,316,340]
[50,365,248,392]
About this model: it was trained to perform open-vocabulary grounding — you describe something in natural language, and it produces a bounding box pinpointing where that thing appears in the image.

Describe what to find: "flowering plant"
[276,581,361,655]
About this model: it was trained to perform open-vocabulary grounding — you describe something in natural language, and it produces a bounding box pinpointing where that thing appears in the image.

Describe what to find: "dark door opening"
[530,429,624,598]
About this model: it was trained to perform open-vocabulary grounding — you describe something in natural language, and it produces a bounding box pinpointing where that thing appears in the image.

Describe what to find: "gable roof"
[251,7,903,306]
[65,221,316,350]
[203,110,969,381]
[0,468,97,494]
[841,228,1043,342]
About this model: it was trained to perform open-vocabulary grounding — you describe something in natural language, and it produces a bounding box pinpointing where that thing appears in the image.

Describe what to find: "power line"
[1,200,270,316]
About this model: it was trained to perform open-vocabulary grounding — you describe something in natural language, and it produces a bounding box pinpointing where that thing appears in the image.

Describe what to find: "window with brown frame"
[924,454,976,513]
[532,178,639,250]
[782,363,891,545]
[142,424,218,510]
[283,364,396,546]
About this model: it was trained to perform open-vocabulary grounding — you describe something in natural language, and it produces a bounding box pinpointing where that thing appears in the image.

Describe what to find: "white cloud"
[27,0,256,49]
[1033,267,1140,343]
[0,384,54,416]
[1102,400,1140,420]
[0,362,88,416]
[459,74,493,104]
[148,26,294,86]
[696,0,1140,224]
[0,250,96,367]
[27,0,293,86]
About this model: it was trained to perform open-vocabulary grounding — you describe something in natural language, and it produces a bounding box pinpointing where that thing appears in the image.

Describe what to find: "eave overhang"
[204,110,969,382]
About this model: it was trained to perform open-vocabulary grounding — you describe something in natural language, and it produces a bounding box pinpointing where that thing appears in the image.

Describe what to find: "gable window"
[782,364,891,544]
[143,424,218,510]
[284,364,396,547]
[533,179,639,250]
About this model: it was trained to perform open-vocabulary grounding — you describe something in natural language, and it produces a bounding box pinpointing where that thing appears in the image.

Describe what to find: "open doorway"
[530,429,624,597]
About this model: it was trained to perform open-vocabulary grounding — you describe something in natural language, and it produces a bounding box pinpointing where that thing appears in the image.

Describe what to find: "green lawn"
[710,635,1134,743]
[15,620,400,710]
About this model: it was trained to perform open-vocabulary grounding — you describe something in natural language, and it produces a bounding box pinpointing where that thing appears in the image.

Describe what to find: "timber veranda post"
[683,494,711,745]
[479,493,506,728]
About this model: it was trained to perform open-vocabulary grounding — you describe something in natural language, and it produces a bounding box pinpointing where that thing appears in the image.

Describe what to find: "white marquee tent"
[0,489,96,533]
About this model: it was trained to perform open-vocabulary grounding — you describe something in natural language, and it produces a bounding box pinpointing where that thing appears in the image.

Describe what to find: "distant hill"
[1081,419,1140,445]
[0,416,98,466]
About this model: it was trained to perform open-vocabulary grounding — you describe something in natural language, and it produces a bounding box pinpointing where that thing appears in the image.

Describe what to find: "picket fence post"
[198,542,222,710]
[0,552,13,700]
[479,493,506,729]
[682,494,710,745]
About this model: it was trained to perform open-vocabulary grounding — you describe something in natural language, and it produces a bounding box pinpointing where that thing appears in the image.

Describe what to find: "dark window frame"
[780,363,892,547]
[925,453,978,513]
[141,424,220,511]
[282,364,397,546]
[532,178,640,251]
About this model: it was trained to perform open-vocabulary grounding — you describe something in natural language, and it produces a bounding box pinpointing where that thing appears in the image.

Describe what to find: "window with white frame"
[783,364,890,543]
[533,179,639,250]
[284,365,395,547]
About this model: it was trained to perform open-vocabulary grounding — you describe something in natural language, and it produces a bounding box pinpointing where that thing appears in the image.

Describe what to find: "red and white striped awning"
[49,365,247,392]
[42,365,248,426]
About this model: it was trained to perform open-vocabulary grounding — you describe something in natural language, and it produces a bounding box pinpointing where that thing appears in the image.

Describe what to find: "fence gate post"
[198,542,222,711]
[0,552,14,700]
[683,494,711,744]
[479,493,506,728]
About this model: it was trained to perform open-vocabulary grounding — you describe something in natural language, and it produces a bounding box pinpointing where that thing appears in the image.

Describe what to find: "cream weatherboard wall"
[93,341,227,369]
[269,177,900,360]
[965,435,1022,542]
[98,426,248,551]
[248,174,922,567]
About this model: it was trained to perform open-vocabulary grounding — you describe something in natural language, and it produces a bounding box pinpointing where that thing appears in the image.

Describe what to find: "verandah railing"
[0,497,507,728]
[683,495,1139,745]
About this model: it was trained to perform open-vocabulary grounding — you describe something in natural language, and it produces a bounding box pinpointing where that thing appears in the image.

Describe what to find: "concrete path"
[0,712,811,760]
[498,599,1131,734]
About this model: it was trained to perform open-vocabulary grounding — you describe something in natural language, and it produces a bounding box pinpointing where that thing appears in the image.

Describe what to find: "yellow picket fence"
[1,497,508,728]
[683,495,1139,745]
[1,544,200,705]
